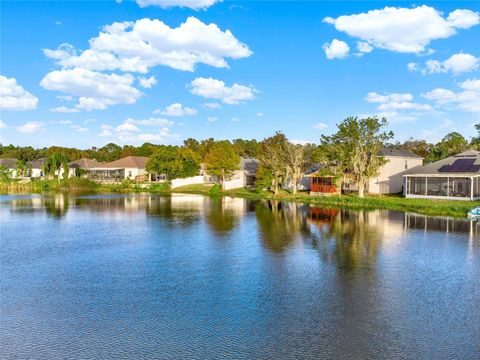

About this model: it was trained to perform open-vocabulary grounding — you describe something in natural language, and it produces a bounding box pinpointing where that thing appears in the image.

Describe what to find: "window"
[128,171,132,178]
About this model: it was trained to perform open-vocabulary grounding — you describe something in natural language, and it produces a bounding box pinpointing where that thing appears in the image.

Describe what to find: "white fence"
[171,175,207,189]
[223,177,245,191]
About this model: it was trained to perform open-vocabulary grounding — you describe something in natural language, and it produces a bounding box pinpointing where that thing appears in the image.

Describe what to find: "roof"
[240,157,259,174]
[379,147,423,159]
[403,150,480,177]
[27,158,45,169]
[92,156,149,169]
[0,158,18,169]
[69,158,103,169]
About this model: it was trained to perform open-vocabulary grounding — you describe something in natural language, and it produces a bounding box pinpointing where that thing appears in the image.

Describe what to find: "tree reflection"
[146,195,201,226]
[308,207,381,272]
[255,200,311,252]
[204,197,242,235]
[44,194,69,218]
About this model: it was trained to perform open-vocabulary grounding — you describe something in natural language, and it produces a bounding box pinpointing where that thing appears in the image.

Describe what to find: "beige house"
[87,156,149,182]
[67,158,103,178]
[344,148,423,195]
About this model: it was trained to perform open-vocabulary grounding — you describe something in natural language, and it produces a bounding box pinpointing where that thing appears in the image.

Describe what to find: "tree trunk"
[358,180,365,198]
[292,179,297,195]
[221,169,225,191]
[273,178,279,195]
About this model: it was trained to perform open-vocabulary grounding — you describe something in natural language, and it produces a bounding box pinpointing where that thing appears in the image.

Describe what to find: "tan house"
[67,158,103,178]
[87,156,149,182]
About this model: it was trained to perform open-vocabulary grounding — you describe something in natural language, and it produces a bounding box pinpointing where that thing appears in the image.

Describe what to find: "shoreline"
[1,179,479,219]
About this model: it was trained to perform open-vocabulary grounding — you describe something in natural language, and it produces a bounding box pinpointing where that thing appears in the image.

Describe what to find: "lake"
[1,194,479,359]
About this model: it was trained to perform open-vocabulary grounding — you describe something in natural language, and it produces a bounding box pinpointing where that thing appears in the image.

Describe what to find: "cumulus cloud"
[103,117,177,143]
[16,121,44,133]
[189,77,256,104]
[313,122,328,130]
[43,17,252,73]
[153,103,197,116]
[409,53,479,75]
[365,92,432,111]
[50,106,80,113]
[40,68,142,111]
[138,76,157,88]
[135,0,220,10]
[207,116,218,122]
[0,120,7,129]
[357,41,373,54]
[202,102,221,109]
[324,6,480,54]
[422,78,480,113]
[323,39,350,59]
[0,75,39,111]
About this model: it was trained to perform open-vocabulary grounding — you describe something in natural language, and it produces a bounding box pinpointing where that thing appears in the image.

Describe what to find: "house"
[27,159,45,178]
[0,158,19,178]
[308,147,423,196]
[67,158,103,178]
[87,156,149,182]
[222,157,260,190]
[403,150,480,201]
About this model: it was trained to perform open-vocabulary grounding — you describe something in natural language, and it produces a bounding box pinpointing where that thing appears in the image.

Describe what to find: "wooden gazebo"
[308,174,338,195]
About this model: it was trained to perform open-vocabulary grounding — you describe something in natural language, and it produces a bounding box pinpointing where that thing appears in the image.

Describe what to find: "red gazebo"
[308,174,338,195]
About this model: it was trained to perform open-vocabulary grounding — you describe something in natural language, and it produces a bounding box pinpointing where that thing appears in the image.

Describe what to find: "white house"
[87,156,149,182]
[67,158,103,178]
[27,159,45,178]
[0,158,19,178]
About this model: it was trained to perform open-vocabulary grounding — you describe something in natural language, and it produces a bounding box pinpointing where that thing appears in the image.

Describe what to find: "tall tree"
[204,141,240,188]
[322,117,393,198]
[284,142,311,195]
[258,132,288,195]
[146,147,200,180]
[44,153,69,182]
[429,132,468,161]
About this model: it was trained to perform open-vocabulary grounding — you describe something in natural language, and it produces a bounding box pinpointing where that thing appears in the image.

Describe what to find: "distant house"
[27,159,45,178]
[403,150,480,201]
[308,147,423,196]
[68,158,103,178]
[0,158,19,178]
[87,156,149,182]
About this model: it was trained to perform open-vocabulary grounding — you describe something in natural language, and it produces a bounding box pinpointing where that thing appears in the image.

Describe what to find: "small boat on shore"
[467,207,480,219]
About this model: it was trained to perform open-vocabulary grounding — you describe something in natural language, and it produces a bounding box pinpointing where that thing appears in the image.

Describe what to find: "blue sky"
[1,1,479,149]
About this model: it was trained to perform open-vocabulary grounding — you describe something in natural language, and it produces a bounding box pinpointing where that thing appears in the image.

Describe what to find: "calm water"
[1,194,479,359]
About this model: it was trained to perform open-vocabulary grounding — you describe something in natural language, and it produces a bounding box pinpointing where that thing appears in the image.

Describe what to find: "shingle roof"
[379,147,423,158]
[0,158,18,169]
[95,156,149,169]
[27,159,45,169]
[403,150,480,176]
[69,158,103,169]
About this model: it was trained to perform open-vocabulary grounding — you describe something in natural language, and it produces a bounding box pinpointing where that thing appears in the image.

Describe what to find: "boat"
[467,207,480,219]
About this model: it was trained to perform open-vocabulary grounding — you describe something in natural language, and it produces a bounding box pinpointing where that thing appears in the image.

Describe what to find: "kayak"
[467,207,480,219]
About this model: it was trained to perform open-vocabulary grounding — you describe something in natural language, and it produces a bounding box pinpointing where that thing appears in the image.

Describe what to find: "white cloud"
[99,124,113,137]
[411,53,479,75]
[16,121,44,134]
[125,117,174,127]
[135,0,220,10]
[138,76,157,88]
[56,120,73,125]
[0,120,7,129]
[230,117,239,122]
[202,102,221,109]
[50,106,80,113]
[153,103,197,116]
[70,124,89,132]
[0,75,39,111]
[116,122,140,133]
[357,41,373,53]
[365,91,432,111]
[40,68,142,111]
[323,39,350,59]
[207,116,218,122]
[256,112,263,117]
[423,78,480,113]
[313,122,328,130]
[324,6,480,54]
[43,17,251,73]
[407,62,419,72]
[57,95,73,101]
[290,139,315,145]
[189,77,257,104]
[84,118,96,124]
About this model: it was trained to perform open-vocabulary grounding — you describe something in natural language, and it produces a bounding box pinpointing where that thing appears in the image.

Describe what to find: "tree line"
[1,118,479,197]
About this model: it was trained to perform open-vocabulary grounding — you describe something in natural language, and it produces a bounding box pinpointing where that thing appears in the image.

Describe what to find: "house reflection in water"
[404,212,479,239]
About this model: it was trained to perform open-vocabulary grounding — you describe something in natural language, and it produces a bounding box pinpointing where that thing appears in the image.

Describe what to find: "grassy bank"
[173,183,479,218]
[1,179,478,218]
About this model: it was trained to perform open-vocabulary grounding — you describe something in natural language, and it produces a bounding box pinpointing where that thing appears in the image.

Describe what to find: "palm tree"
[44,153,69,182]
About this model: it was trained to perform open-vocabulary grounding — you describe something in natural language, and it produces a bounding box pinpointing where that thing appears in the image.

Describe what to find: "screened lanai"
[403,151,480,201]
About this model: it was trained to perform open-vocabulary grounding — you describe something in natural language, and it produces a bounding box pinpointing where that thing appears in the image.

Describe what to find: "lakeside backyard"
[1,179,479,218]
